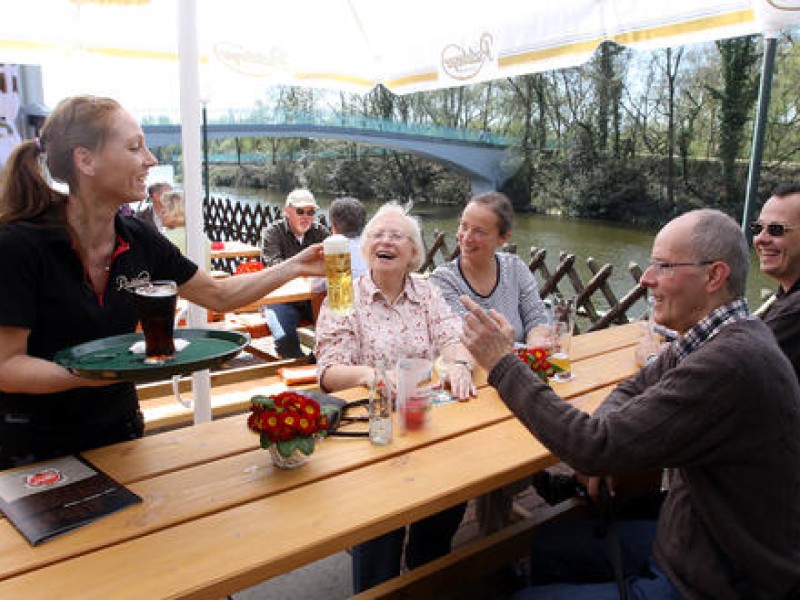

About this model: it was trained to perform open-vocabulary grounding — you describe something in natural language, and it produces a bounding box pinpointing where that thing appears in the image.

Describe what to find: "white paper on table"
[128,338,190,354]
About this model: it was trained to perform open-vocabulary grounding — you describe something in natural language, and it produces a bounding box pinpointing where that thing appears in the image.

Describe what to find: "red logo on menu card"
[25,469,63,488]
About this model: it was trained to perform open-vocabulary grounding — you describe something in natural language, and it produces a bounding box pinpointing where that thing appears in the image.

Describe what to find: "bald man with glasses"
[462,208,800,599]
[752,182,800,378]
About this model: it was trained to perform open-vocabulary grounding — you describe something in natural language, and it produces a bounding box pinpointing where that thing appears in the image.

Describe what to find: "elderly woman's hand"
[444,362,476,401]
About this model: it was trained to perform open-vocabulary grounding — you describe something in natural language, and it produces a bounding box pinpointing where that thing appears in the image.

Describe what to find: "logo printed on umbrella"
[441,33,495,81]
[214,42,288,77]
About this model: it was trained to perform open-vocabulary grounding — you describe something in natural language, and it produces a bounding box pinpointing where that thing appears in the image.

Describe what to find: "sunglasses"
[294,207,316,216]
[748,221,796,237]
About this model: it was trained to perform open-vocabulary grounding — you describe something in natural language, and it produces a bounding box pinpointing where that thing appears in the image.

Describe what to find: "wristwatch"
[453,360,473,371]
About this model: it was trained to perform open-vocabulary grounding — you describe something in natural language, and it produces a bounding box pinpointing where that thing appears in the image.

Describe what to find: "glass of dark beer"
[132,280,178,364]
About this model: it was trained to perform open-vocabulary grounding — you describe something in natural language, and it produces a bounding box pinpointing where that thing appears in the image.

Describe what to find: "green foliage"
[181,36,800,225]
[713,36,761,210]
[260,433,317,457]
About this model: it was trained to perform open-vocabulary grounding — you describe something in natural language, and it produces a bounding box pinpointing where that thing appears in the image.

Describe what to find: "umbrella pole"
[178,0,212,423]
[742,34,778,242]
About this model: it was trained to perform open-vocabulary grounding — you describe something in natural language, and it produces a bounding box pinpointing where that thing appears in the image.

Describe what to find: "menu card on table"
[0,455,142,546]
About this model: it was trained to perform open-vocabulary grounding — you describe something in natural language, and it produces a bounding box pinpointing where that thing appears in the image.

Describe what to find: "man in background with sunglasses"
[261,189,330,358]
[752,182,800,378]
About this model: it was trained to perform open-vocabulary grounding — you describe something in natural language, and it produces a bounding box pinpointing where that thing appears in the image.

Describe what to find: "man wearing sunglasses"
[752,182,800,378]
[261,189,330,358]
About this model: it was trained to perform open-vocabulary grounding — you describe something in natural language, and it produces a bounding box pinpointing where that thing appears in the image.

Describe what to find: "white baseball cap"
[285,189,317,209]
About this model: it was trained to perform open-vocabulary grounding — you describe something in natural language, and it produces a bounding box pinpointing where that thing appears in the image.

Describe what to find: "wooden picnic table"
[233,276,326,317]
[0,322,643,599]
[209,240,262,261]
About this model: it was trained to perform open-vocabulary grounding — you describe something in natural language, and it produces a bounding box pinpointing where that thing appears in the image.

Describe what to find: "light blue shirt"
[349,236,368,280]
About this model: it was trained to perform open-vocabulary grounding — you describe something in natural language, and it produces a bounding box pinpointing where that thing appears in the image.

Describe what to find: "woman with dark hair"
[0,95,323,469]
[431,191,549,346]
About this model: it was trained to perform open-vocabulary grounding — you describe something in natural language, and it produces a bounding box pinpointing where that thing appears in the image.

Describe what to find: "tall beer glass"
[323,234,354,316]
[132,280,178,364]
[550,295,576,382]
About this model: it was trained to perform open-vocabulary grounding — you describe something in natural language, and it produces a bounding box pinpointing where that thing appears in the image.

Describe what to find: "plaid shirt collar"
[674,298,751,364]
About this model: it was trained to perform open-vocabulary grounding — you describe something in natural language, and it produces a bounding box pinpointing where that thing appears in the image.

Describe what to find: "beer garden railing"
[203,195,647,330]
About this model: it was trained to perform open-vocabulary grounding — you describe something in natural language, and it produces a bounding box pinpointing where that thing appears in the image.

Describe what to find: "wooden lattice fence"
[419,230,648,332]
[203,195,327,272]
[201,196,647,331]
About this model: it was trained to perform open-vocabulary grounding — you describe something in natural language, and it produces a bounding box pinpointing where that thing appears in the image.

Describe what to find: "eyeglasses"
[368,230,409,243]
[646,260,714,278]
[748,221,796,237]
[458,222,490,239]
[294,207,316,216]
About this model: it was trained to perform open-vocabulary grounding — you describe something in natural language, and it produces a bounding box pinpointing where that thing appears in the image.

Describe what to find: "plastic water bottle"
[369,360,393,445]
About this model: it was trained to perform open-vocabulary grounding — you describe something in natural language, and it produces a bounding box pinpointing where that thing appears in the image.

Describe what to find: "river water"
[216,186,774,312]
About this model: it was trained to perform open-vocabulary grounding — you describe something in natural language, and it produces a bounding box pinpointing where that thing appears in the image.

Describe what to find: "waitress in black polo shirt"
[0,95,324,469]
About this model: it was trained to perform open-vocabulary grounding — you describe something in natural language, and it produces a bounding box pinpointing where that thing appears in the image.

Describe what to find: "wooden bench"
[137,359,317,433]
[351,498,584,600]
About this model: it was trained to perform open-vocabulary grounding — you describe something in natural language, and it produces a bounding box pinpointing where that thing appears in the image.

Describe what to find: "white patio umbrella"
[2,0,799,422]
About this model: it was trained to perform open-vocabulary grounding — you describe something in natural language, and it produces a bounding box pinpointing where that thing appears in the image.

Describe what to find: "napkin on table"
[129,339,190,354]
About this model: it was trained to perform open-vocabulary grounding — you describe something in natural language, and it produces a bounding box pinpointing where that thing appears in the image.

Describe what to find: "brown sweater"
[488,318,800,599]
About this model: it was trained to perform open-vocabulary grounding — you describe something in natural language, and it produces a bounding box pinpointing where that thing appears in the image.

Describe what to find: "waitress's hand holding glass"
[132,280,178,365]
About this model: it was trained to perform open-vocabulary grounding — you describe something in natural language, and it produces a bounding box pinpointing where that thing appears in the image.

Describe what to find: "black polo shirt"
[261,219,330,267]
[0,213,197,466]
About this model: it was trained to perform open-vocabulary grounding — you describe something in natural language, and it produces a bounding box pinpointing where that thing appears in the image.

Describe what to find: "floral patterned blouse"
[315,274,462,379]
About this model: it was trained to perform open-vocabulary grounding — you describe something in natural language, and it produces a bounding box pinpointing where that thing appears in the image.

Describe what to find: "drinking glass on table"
[396,358,433,432]
[430,355,455,405]
[550,295,576,382]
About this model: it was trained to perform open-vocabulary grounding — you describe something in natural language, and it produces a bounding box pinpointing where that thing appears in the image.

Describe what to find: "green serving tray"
[53,329,250,383]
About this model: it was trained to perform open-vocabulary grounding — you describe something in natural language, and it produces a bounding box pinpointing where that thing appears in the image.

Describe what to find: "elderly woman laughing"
[314,202,475,592]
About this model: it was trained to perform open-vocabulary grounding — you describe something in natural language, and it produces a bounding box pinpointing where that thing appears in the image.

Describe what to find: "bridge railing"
[138,108,516,147]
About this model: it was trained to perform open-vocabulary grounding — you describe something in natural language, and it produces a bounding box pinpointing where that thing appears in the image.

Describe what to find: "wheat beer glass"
[550,295,576,382]
[323,234,354,316]
[132,280,178,364]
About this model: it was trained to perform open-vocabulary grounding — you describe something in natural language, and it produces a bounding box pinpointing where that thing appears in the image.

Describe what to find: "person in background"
[328,196,368,280]
[135,181,171,231]
[159,189,211,270]
[431,191,550,346]
[0,95,325,470]
[261,189,330,359]
[461,208,800,599]
[752,182,800,377]
[315,202,475,592]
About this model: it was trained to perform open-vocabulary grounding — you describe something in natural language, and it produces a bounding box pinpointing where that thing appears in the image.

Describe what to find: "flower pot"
[268,445,310,469]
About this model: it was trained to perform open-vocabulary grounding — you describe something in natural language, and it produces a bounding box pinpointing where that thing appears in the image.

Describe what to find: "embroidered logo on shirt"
[115,271,151,292]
